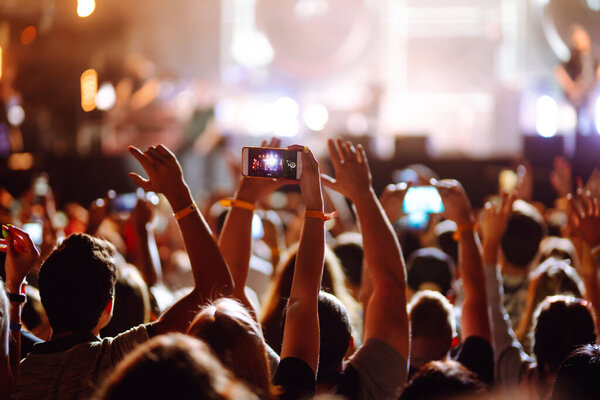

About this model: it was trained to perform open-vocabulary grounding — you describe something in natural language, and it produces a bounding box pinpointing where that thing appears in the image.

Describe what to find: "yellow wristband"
[305,210,338,221]
[173,203,197,220]
[220,198,255,211]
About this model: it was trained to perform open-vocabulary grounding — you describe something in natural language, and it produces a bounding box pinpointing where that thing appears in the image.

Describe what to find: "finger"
[584,191,594,215]
[357,144,369,167]
[128,173,152,191]
[327,138,342,166]
[335,138,348,163]
[260,139,267,147]
[156,145,176,160]
[344,141,358,160]
[320,174,337,190]
[129,146,156,173]
[8,226,37,254]
[340,140,354,161]
[147,147,168,164]
[593,197,600,218]
[568,193,585,220]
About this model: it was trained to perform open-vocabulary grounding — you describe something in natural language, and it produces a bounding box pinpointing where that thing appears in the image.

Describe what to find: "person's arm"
[322,138,409,360]
[130,197,162,288]
[433,179,491,342]
[1,225,40,398]
[278,145,325,374]
[128,145,234,335]
[480,194,533,385]
[218,138,284,314]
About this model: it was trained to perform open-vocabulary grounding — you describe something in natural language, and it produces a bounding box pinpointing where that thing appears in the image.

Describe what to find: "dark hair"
[533,296,596,378]
[332,233,363,287]
[100,267,150,338]
[407,248,454,296]
[435,220,458,265]
[39,234,118,333]
[551,344,600,400]
[400,360,486,400]
[501,201,546,267]
[316,292,352,383]
[95,333,257,400]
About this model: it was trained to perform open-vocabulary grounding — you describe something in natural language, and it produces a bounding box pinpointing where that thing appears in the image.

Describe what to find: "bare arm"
[434,179,490,342]
[279,145,325,374]
[323,138,409,359]
[131,198,163,288]
[128,145,234,335]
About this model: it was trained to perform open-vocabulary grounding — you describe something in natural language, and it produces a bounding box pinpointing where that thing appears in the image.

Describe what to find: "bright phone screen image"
[402,186,444,215]
[247,148,299,179]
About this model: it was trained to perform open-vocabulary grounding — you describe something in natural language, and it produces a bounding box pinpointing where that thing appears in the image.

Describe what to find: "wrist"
[352,188,377,207]
[165,183,193,212]
[5,279,25,294]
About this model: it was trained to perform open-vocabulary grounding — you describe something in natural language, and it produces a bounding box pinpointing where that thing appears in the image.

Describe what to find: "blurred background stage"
[1,0,600,207]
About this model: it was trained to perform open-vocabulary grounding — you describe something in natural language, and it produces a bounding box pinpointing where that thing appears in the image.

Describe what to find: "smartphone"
[402,186,444,215]
[241,147,302,180]
[109,191,159,214]
[398,213,430,230]
[499,169,518,193]
[23,222,43,246]
[32,174,49,204]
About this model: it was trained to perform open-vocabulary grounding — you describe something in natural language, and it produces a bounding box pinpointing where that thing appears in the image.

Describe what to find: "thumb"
[128,173,152,191]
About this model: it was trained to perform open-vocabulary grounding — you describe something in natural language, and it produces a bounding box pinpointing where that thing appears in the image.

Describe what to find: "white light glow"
[77,0,96,18]
[303,104,329,131]
[294,0,329,18]
[231,31,274,68]
[95,82,116,111]
[587,0,600,11]
[264,154,279,169]
[7,105,25,126]
[536,95,558,137]
[272,97,300,137]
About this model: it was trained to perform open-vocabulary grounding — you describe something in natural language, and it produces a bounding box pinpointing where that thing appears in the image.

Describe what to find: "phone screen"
[245,148,300,180]
[402,186,444,215]
[110,193,138,213]
[23,222,43,246]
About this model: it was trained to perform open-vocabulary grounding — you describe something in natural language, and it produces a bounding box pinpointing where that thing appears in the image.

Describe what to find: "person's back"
[13,234,150,400]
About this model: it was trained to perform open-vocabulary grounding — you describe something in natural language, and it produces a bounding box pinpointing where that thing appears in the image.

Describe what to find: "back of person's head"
[188,298,273,398]
[435,220,458,265]
[408,291,456,368]
[332,232,363,289]
[100,266,150,338]
[533,296,596,378]
[95,333,258,400]
[551,344,600,400]
[501,200,546,268]
[529,258,583,312]
[538,237,576,266]
[400,360,487,400]
[316,292,352,383]
[407,248,455,296]
[39,233,118,333]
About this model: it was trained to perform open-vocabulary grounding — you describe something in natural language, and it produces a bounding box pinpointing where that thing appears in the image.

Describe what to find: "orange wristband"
[452,222,474,241]
[220,198,255,211]
[173,203,197,220]
[305,210,338,221]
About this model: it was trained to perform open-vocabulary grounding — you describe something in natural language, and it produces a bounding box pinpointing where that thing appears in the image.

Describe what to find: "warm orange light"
[81,69,98,112]
[0,47,3,81]
[8,153,34,170]
[21,26,37,45]
[77,0,96,18]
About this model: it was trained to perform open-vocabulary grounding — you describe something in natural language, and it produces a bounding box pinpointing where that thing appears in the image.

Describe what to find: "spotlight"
[303,104,329,131]
[77,0,96,18]
[95,82,116,111]
[536,95,558,137]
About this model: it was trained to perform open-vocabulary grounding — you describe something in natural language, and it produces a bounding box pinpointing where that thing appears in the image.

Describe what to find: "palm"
[322,138,372,201]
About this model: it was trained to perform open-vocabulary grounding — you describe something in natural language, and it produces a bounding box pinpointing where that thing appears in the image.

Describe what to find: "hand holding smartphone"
[241,147,302,180]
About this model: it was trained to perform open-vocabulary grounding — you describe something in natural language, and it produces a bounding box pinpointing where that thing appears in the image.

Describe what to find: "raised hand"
[236,138,286,204]
[515,161,533,201]
[379,182,411,224]
[130,195,155,229]
[3,225,40,292]
[585,168,600,200]
[321,138,372,202]
[432,179,474,226]
[87,196,109,234]
[128,145,191,211]
[480,193,515,247]
[287,145,323,211]
[568,189,600,248]
[550,156,573,198]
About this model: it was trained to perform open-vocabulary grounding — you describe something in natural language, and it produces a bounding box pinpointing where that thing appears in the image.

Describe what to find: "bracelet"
[9,321,21,332]
[452,222,475,241]
[7,291,26,304]
[220,198,255,211]
[305,210,338,221]
[173,203,197,220]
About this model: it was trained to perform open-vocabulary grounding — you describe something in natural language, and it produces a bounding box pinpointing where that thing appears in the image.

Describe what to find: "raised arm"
[434,179,491,342]
[128,145,233,335]
[130,197,163,288]
[1,225,40,399]
[279,145,325,374]
[322,138,409,360]
[218,138,284,314]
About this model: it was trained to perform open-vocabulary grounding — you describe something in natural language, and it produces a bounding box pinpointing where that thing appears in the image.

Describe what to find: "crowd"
[1,136,600,400]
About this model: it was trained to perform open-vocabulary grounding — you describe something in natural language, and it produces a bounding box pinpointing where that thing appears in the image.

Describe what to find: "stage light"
[7,105,25,126]
[272,97,300,137]
[95,82,116,111]
[77,0,96,18]
[536,95,558,137]
[80,69,98,112]
[231,31,274,68]
[7,153,34,170]
[303,104,329,131]
[20,26,37,45]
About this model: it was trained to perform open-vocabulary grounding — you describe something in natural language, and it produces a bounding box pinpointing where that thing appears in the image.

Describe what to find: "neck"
[51,328,100,341]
